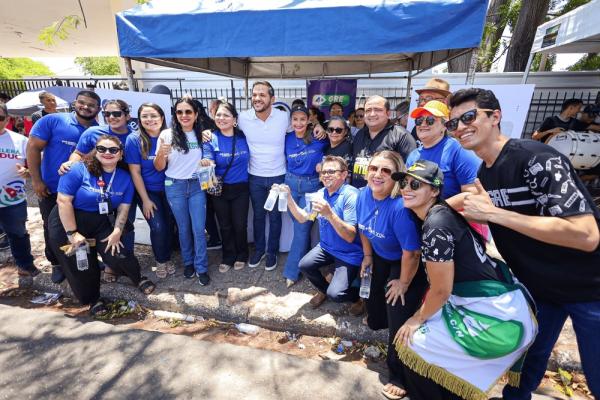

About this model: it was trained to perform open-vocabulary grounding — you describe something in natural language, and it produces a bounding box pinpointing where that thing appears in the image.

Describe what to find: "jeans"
[248,174,285,256]
[136,191,173,263]
[299,244,359,302]
[212,183,249,265]
[503,300,600,399]
[283,173,321,281]
[165,178,208,274]
[0,202,34,270]
[38,193,59,265]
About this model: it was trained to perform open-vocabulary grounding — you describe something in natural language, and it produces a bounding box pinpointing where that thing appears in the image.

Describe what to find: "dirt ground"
[0,262,593,400]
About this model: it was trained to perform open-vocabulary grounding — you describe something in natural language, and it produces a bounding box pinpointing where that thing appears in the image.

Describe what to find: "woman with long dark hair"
[154,97,211,286]
[393,160,536,400]
[125,103,174,279]
[201,100,250,272]
[48,135,155,317]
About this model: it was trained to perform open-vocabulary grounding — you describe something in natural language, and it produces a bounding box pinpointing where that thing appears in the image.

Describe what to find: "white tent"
[522,0,600,83]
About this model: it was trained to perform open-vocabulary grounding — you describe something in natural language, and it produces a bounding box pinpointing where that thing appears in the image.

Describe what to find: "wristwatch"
[66,230,77,237]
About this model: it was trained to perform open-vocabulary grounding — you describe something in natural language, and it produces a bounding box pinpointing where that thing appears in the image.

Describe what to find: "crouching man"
[280,156,363,308]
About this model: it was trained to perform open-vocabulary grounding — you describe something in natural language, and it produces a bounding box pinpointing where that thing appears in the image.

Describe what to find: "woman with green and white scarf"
[392,159,537,400]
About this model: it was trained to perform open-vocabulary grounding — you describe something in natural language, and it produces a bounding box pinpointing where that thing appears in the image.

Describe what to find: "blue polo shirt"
[406,135,481,199]
[202,131,251,184]
[58,162,134,213]
[30,112,97,193]
[76,125,132,154]
[356,186,421,260]
[124,133,165,192]
[317,184,363,266]
[285,132,328,177]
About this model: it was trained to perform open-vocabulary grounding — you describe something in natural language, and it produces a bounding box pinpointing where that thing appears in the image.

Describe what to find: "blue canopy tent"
[116,0,487,85]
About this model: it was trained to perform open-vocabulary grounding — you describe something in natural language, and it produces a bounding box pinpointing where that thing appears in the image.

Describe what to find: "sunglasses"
[0,115,6,122]
[96,145,121,154]
[367,165,393,176]
[445,109,494,132]
[176,109,195,116]
[354,114,364,119]
[103,111,124,118]
[415,116,437,126]
[319,169,343,176]
[400,179,423,191]
[327,127,345,134]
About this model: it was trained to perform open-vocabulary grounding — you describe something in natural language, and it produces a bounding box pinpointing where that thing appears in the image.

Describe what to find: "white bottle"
[264,184,280,211]
[278,190,288,212]
[359,267,372,299]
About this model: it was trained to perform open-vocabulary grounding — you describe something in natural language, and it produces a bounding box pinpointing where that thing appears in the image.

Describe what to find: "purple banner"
[306,79,357,120]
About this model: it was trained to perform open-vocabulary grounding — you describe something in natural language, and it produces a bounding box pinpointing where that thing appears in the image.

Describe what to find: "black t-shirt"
[422,205,502,283]
[478,139,600,303]
[325,139,353,172]
[351,123,416,188]
[537,116,589,143]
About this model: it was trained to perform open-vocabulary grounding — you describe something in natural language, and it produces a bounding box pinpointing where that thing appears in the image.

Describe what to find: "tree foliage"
[0,58,53,79]
[74,57,121,76]
[568,54,600,71]
[38,15,82,46]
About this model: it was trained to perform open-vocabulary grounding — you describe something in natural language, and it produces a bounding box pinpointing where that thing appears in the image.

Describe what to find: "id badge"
[98,202,109,215]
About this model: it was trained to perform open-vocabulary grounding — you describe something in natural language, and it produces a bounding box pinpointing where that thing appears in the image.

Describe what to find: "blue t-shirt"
[30,112,98,193]
[202,131,250,184]
[285,132,328,177]
[76,125,132,154]
[356,186,421,260]
[406,136,481,199]
[317,184,363,266]
[58,162,134,213]
[124,133,166,192]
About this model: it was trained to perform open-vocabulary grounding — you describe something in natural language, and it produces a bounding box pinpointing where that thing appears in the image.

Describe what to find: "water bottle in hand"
[359,267,372,299]
[264,185,279,211]
[278,190,288,212]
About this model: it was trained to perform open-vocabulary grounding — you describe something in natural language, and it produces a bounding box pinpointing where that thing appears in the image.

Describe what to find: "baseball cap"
[410,100,449,119]
[391,159,444,188]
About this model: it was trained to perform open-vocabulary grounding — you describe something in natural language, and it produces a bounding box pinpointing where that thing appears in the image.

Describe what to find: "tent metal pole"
[522,52,535,84]
[406,59,413,100]
[244,77,249,109]
[465,47,479,85]
[123,57,136,92]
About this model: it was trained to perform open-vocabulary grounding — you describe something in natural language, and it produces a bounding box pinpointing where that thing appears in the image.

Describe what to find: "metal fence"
[1,77,598,138]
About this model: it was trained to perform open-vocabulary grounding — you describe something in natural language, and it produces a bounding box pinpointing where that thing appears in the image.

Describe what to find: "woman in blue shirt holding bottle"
[201,100,251,273]
[282,105,328,287]
[356,150,428,400]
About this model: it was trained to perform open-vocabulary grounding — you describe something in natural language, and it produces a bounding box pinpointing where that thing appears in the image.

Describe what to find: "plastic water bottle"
[359,267,372,299]
[264,185,279,211]
[75,245,89,271]
[236,323,260,335]
[278,190,288,212]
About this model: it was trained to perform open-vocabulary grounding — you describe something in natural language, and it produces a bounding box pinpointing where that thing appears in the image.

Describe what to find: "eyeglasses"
[319,169,343,176]
[140,114,161,120]
[445,109,494,132]
[367,165,393,176]
[415,116,437,126]
[176,109,194,116]
[0,115,6,122]
[354,114,364,119]
[96,145,121,154]
[327,127,345,134]
[103,111,124,118]
[400,179,424,191]
[417,95,445,104]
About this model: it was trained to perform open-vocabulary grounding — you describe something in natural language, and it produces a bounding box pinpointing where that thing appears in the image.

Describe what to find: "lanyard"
[97,170,116,200]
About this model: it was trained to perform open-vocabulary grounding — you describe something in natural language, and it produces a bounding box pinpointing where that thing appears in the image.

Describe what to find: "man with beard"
[27,90,101,283]
[351,95,416,188]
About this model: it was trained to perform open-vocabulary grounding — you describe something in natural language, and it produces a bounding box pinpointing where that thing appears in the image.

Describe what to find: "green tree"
[74,57,121,76]
[0,58,53,79]
[568,53,600,71]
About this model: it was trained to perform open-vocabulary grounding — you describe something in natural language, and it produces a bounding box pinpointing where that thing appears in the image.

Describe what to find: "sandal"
[90,299,108,317]
[138,277,156,295]
[166,261,176,275]
[218,263,231,273]
[155,262,168,279]
[381,384,407,400]
[102,268,119,283]
[233,261,245,271]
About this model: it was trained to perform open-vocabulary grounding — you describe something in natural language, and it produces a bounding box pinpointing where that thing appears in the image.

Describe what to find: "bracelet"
[66,230,77,237]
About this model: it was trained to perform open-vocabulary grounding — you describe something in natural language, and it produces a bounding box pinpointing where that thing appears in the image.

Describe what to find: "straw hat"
[415,78,451,97]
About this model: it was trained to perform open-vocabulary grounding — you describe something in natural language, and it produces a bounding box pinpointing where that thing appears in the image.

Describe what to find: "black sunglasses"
[445,109,494,132]
[319,169,343,176]
[400,179,423,191]
[103,111,124,118]
[0,115,6,122]
[176,109,194,116]
[367,165,393,176]
[354,114,364,119]
[415,116,437,126]
[327,127,345,134]
[96,145,121,154]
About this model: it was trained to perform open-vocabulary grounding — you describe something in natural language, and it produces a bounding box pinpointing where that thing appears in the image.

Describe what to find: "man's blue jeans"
[0,202,34,270]
[248,174,285,256]
[503,300,600,399]
[283,172,321,281]
[136,190,173,264]
[165,178,207,274]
